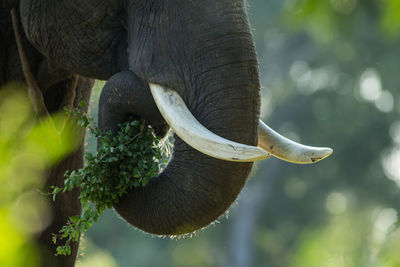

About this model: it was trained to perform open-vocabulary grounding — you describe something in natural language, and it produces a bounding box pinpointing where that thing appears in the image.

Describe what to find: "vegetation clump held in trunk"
[51,104,165,255]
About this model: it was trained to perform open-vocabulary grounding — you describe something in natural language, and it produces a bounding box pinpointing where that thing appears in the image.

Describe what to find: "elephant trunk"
[104,69,259,235]
[98,0,261,235]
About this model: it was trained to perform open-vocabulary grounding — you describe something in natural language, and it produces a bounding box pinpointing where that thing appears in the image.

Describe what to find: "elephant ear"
[19,0,126,79]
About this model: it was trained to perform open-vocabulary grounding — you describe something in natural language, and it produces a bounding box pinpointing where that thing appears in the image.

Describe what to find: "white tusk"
[258,120,333,164]
[149,83,270,162]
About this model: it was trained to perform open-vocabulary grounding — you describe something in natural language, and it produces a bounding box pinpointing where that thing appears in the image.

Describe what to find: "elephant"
[0,0,332,266]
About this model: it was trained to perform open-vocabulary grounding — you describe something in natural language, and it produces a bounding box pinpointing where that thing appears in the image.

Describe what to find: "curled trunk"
[99,0,261,235]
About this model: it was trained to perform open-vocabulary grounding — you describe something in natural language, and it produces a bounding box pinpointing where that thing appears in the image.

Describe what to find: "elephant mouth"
[149,83,332,164]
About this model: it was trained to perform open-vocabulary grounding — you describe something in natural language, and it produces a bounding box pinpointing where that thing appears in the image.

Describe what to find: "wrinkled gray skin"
[2,0,261,266]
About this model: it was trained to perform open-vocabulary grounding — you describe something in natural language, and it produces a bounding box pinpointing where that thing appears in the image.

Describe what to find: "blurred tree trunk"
[227,159,283,267]
[226,98,302,267]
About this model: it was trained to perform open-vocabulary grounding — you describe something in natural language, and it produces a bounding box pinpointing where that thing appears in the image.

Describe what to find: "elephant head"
[19,0,331,236]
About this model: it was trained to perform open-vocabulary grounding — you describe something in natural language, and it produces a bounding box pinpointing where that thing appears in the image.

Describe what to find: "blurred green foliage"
[282,0,400,42]
[0,85,78,267]
[379,0,400,39]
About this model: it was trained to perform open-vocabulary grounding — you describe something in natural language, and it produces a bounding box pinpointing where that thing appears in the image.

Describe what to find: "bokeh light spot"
[10,190,52,235]
[371,208,398,246]
[375,90,394,113]
[289,61,312,88]
[330,0,357,15]
[325,192,347,214]
[285,177,307,199]
[373,208,397,233]
[381,147,400,187]
[389,121,400,144]
[359,68,382,101]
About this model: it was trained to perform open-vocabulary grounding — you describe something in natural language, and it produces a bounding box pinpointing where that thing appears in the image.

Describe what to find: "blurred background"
[2,0,400,266]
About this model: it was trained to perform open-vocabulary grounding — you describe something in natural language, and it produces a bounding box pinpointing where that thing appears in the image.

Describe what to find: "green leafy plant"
[51,105,165,255]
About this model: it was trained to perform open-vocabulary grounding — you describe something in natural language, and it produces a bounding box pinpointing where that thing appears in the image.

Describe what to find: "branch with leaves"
[51,107,166,255]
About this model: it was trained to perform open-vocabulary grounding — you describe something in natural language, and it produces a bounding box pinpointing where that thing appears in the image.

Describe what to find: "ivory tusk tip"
[258,119,333,164]
[309,147,333,163]
[268,146,333,164]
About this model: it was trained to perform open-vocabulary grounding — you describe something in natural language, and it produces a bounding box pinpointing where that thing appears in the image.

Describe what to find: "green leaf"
[69,215,80,223]
[78,101,86,108]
